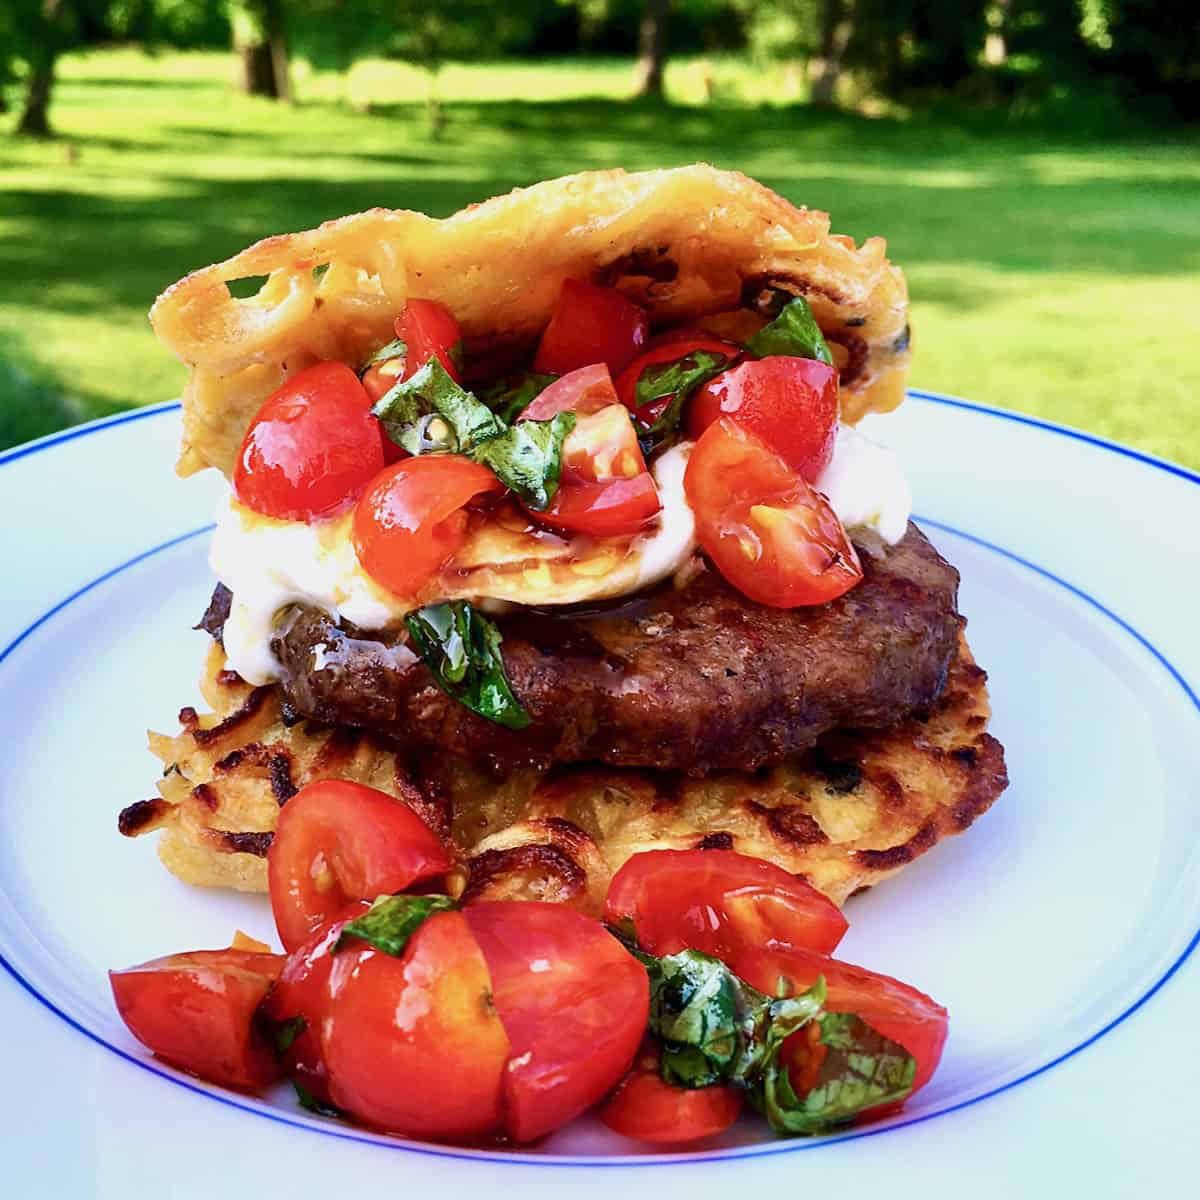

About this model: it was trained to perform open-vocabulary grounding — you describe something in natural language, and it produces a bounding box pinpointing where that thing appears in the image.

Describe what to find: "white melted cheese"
[213,443,698,685]
[211,426,910,686]
[815,422,912,546]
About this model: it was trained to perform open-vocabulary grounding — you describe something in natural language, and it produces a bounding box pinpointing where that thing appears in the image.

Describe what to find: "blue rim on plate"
[1,393,1197,1166]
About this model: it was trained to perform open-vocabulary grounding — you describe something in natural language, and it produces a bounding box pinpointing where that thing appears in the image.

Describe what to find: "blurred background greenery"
[2,1,1197,465]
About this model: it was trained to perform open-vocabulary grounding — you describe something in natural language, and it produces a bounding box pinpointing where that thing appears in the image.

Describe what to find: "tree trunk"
[810,0,855,109]
[263,0,291,104]
[17,58,55,136]
[240,41,278,97]
[235,0,291,101]
[16,0,63,137]
[634,0,669,98]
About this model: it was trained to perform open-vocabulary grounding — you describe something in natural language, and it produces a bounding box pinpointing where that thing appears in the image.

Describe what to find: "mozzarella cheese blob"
[212,424,910,686]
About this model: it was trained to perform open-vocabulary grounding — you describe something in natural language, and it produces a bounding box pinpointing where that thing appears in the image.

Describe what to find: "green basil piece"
[336,893,457,958]
[360,337,407,372]
[633,349,731,454]
[372,358,503,454]
[746,295,834,365]
[644,949,745,1088]
[294,1081,345,1118]
[759,1009,916,1135]
[480,371,558,425]
[271,1014,307,1057]
[472,413,576,511]
[405,601,532,730]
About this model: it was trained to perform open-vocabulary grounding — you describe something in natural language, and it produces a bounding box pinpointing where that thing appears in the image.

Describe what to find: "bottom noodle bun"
[122,634,1007,909]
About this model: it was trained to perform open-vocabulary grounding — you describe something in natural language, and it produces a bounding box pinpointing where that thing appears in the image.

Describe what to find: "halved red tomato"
[233,362,385,522]
[321,911,510,1138]
[519,362,618,421]
[463,901,649,1143]
[688,357,838,481]
[600,1046,743,1144]
[733,946,949,1098]
[605,849,847,961]
[362,357,406,404]
[352,455,502,597]
[397,298,462,381]
[110,949,285,1091]
[267,780,453,952]
[614,335,740,428]
[684,417,862,607]
[537,473,662,538]
[534,279,649,376]
[519,364,661,538]
[260,901,371,1104]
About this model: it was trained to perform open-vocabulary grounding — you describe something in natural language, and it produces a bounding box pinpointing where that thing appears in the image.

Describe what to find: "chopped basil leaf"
[746,295,833,365]
[372,358,503,454]
[336,893,457,958]
[635,944,910,1131]
[405,601,531,730]
[480,371,558,425]
[632,349,730,454]
[272,1015,307,1056]
[372,362,571,509]
[294,1081,345,1118]
[759,1009,916,1135]
[361,337,406,372]
[472,413,576,512]
[644,950,744,1088]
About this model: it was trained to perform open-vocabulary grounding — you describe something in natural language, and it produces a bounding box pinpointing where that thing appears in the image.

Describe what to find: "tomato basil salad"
[220,278,866,729]
[111,779,948,1146]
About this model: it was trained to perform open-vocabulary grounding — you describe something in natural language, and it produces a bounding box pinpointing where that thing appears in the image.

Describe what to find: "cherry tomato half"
[110,949,285,1091]
[397,298,462,381]
[233,362,385,523]
[520,362,618,421]
[733,946,949,1099]
[601,1046,743,1145]
[353,456,502,598]
[684,418,862,608]
[605,849,847,961]
[267,780,454,953]
[688,357,838,481]
[534,279,649,377]
[362,357,406,404]
[615,335,741,428]
[519,364,662,538]
[321,911,511,1139]
[538,473,662,539]
[261,902,371,1104]
[463,901,649,1143]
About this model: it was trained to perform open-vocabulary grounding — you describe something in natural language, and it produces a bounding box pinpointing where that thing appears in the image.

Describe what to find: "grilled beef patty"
[199,522,963,774]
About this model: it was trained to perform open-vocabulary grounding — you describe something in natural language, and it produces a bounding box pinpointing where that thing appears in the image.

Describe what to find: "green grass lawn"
[2,48,1198,466]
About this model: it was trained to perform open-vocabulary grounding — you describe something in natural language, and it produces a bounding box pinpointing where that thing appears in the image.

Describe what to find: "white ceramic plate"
[1,394,1197,1198]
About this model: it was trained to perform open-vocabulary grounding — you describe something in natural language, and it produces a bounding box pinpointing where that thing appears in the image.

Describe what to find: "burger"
[119,165,1008,914]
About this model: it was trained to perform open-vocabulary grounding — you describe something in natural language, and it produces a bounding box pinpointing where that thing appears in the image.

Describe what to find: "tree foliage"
[4,0,1199,129]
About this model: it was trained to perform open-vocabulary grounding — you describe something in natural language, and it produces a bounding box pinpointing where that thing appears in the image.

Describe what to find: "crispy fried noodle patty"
[129,164,1006,909]
[121,629,1005,913]
[151,164,911,480]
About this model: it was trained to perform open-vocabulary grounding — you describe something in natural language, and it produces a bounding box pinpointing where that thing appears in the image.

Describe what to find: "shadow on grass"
[0,356,85,449]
